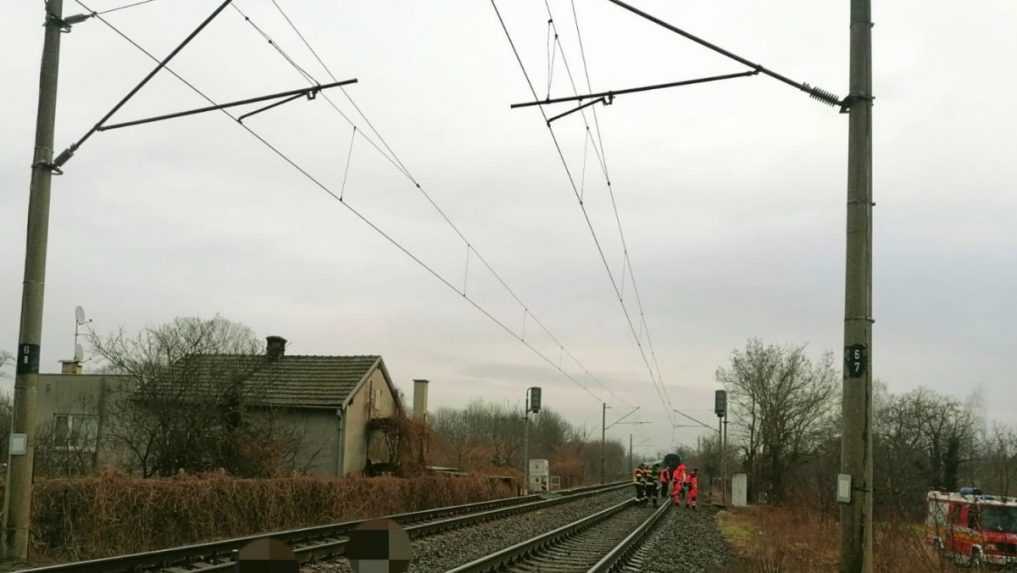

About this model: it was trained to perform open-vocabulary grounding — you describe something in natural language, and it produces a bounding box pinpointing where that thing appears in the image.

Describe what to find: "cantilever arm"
[511,71,759,110]
[98,79,357,131]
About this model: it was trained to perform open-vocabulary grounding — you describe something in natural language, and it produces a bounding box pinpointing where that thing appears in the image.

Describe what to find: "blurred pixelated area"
[346,519,412,573]
[237,538,298,572]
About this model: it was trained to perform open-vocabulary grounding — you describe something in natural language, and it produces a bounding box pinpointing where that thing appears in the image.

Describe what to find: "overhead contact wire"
[81,0,617,407]
[494,0,673,422]
[266,0,633,407]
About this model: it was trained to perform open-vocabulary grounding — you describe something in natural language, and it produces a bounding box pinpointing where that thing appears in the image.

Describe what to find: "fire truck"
[927,488,1017,567]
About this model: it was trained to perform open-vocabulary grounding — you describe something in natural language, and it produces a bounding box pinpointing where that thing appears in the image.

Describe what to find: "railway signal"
[523,386,542,493]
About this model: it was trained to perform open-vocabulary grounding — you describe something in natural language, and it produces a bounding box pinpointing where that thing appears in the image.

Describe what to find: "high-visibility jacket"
[687,473,699,492]
[673,463,687,486]
[632,467,645,483]
[658,467,671,483]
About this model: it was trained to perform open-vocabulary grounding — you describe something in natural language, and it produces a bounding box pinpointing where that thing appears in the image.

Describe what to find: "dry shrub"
[721,504,955,573]
[30,469,512,561]
[721,506,839,572]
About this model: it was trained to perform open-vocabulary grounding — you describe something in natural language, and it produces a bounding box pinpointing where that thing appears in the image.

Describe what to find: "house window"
[52,414,98,451]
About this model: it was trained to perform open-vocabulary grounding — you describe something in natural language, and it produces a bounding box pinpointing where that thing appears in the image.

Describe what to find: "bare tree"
[873,386,978,517]
[429,401,628,483]
[431,408,475,469]
[89,317,306,478]
[978,424,1017,497]
[716,339,839,502]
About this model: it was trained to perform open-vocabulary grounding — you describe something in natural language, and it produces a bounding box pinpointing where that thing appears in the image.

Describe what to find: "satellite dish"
[74,343,84,362]
[75,306,86,325]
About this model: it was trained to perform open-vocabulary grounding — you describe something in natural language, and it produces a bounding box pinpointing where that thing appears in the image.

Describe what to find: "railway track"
[447,498,671,573]
[17,481,628,573]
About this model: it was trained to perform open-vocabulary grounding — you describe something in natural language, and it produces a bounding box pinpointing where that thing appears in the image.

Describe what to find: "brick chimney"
[413,379,429,420]
[266,336,287,360]
[60,360,82,375]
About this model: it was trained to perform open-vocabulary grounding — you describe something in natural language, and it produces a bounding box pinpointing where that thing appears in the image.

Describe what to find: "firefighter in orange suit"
[685,468,700,510]
[671,460,688,508]
[658,464,672,498]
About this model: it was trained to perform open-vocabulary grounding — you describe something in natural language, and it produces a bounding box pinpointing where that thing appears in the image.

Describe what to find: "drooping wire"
[339,125,356,202]
[546,19,557,100]
[492,0,673,424]
[230,3,318,86]
[268,0,416,183]
[74,0,632,409]
[230,3,413,183]
[94,0,157,16]
[570,0,610,177]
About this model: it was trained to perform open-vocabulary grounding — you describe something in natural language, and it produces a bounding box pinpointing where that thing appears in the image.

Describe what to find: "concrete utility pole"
[3,0,63,560]
[839,0,874,570]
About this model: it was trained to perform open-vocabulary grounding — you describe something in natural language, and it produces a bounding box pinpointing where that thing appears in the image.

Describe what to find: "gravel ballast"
[624,505,734,572]
[302,488,633,573]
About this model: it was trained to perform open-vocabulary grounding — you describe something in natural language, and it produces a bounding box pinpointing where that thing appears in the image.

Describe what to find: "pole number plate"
[845,344,867,378]
[16,343,40,375]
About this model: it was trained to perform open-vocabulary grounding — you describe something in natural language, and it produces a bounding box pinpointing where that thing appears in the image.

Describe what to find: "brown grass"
[28,469,513,562]
[718,505,955,573]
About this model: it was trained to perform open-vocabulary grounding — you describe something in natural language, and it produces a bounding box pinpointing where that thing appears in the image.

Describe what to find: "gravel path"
[624,505,733,572]
[302,488,633,573]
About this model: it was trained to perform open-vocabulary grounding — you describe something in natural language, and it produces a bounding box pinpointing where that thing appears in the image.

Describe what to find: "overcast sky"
[2,0,1015,455]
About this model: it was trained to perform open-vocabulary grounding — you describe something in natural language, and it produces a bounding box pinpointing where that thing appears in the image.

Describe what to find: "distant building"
[37,336,411,477]
[36,364,127,473]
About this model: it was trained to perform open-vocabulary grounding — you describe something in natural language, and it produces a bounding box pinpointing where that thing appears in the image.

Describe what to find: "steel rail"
[18,481,629,573]
[255,482,633,571]
[587,500,670,572]
[446,498,638,573]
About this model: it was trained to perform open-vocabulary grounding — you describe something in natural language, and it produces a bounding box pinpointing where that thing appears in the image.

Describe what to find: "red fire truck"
[927,488,1017,567]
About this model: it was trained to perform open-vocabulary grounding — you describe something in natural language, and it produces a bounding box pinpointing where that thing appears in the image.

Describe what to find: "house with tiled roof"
[183,335,404,476]
[37,336,407,477]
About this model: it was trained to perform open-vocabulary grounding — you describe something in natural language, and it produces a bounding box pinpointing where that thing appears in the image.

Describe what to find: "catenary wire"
[543,0,676,420]
[566,0,675,416]
[229,3,317,85]
[268,0,415,182]
[493,0,674,425]
[73,0,629,408]
[263,0,637,406]
[230,3,414,183]
[94,0,157,16]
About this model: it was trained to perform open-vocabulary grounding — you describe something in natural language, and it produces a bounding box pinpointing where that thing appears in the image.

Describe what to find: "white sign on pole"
[9,434,27,456]
[837,473,852,503]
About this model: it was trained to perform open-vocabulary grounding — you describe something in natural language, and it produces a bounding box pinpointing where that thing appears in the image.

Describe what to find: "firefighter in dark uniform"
[633,463,647,501]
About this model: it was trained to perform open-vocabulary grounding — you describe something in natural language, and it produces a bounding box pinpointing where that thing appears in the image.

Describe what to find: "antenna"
[73,306,92,363]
